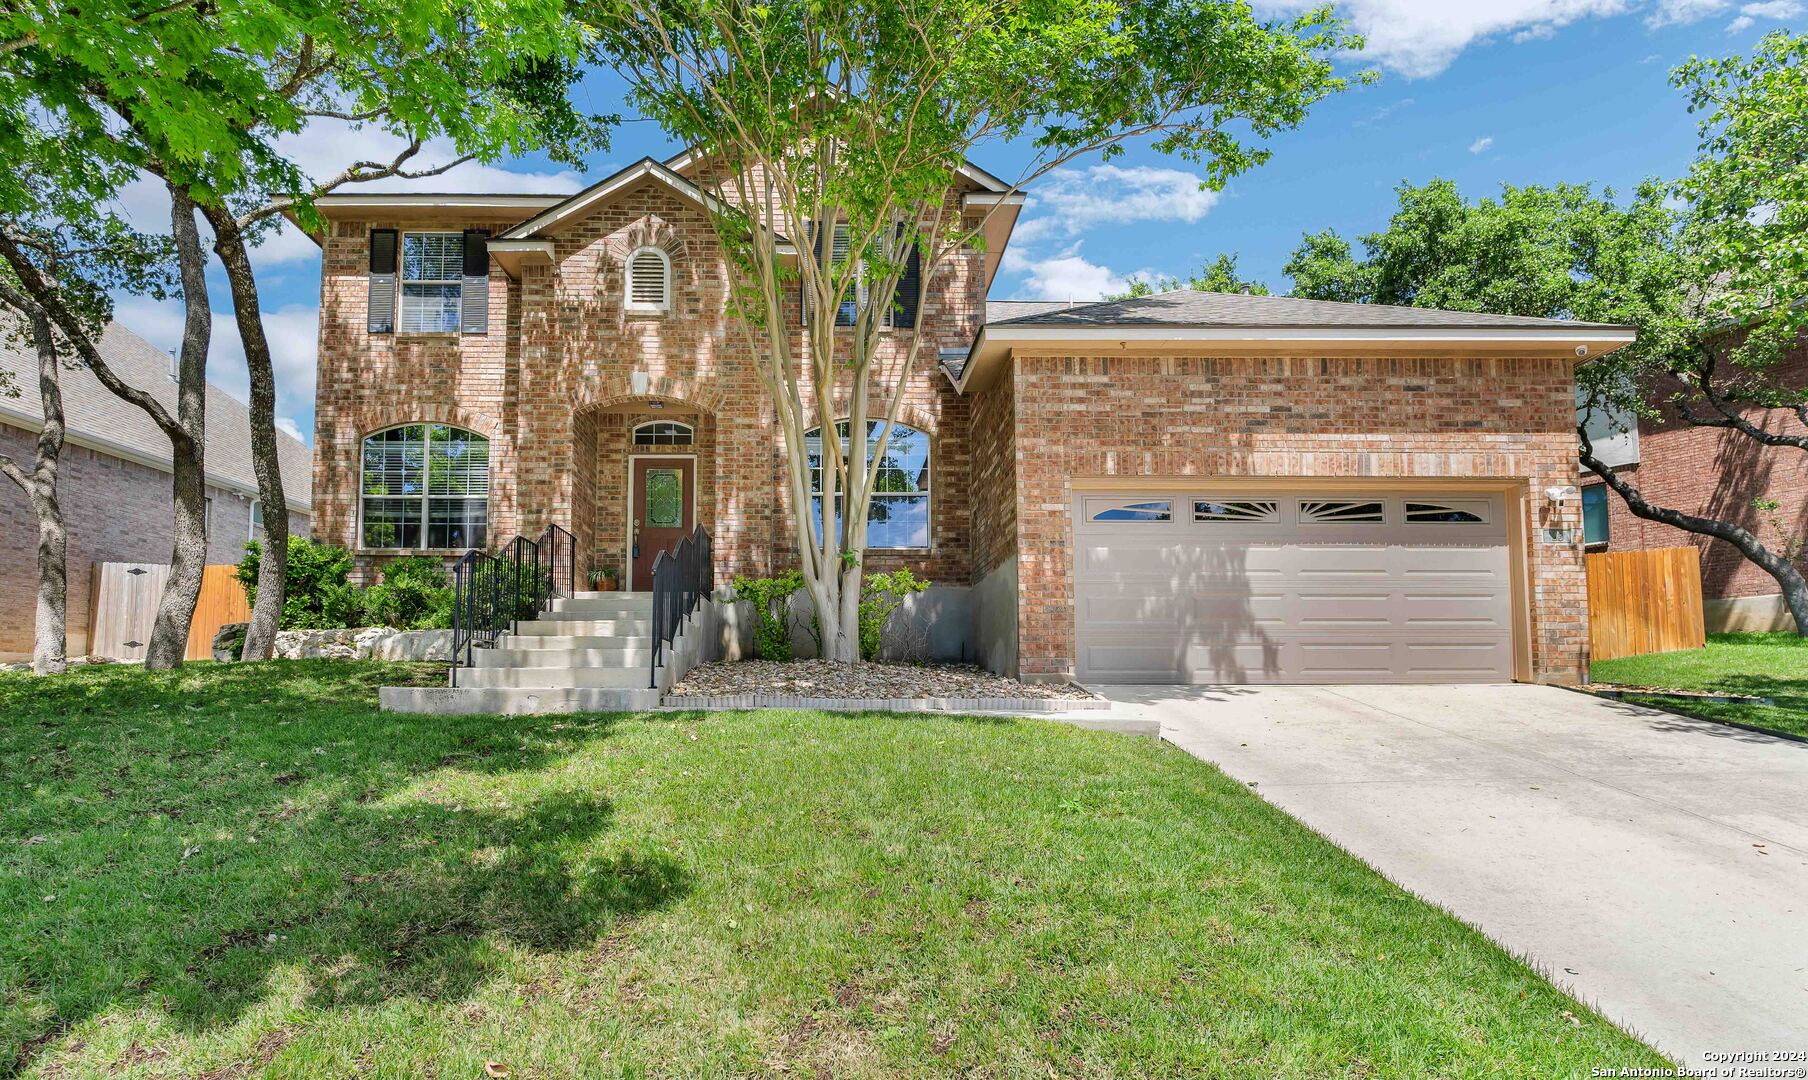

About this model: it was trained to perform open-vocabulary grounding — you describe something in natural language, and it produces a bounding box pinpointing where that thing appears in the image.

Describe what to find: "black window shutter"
[368,229,397,334]
[460,230,489,335]
[801,219,818,327]
[893,226,921,329]
[833,223,857,327]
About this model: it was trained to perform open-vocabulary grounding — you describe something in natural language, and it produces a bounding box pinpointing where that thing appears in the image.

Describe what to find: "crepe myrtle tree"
[0,0,608,662]
[586,0,1363,661]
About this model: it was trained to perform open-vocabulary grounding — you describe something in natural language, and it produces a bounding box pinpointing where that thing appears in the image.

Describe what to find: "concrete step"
[472,645,656,668]
[570,590,640,601]
[513,618,652,636]
[380,685,662,715]
[495,633,655,651]
[457,666,652,689]
[548,596,653,616]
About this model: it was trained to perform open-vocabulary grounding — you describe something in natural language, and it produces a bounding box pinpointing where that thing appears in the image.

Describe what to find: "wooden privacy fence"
[89,562,250,662]
[1584,546,1706,662]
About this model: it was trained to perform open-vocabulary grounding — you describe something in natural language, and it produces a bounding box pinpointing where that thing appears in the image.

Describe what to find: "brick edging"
[659,693,1109,713]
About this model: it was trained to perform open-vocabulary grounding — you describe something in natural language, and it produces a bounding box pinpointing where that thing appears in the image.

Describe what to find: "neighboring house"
[300,151,1633,687]
[1578,341,1808,632]
[0,321,313,660]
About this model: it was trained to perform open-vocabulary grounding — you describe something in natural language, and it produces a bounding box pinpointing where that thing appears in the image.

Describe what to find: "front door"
[630,457,695,590]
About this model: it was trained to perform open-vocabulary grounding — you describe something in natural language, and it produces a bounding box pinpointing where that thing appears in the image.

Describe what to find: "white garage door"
[1073,490,1516,684]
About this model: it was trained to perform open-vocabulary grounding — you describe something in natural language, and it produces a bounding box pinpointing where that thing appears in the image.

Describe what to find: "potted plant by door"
[589,566,620,592]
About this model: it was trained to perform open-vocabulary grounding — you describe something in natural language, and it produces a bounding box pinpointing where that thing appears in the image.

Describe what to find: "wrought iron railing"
[649,525,713,688]
[449,523,576,686]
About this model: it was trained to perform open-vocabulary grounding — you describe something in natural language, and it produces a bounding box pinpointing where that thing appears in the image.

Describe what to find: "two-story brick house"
[302,150,1634,690]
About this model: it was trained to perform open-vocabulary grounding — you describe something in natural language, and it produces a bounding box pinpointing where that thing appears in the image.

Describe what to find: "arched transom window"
[360,424,490,549]
[633,420,694,445]
[625,246,671,311]
[804,420,930,550]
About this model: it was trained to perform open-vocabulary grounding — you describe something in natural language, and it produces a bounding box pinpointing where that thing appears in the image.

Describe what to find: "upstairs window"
[626,246,672,311]
[399,233,464,333]
[361,424,490,549]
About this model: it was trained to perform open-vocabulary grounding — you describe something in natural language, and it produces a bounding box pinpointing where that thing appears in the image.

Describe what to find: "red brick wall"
[0,424,312,658]
[1583,346,1808,601]
[1004,353,1589,683]
[310,179,989,591]
[969,376,1016,579]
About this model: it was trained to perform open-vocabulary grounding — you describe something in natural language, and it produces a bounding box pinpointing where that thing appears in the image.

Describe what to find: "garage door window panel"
[1405,500,1491,524]
[1194,499,1278,523]
[1299,500,1386,525]
[1087,499,1173,522]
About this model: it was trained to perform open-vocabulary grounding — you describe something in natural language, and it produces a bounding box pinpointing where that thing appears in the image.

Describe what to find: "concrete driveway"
[1103,683,1808,1066]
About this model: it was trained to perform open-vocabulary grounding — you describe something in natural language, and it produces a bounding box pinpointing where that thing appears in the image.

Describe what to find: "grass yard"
[1,662,1662,1077]
[1591,632,1808,740]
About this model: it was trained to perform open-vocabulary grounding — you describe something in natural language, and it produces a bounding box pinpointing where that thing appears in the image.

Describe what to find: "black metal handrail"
[449,523,577,686]
[649,525,713,688]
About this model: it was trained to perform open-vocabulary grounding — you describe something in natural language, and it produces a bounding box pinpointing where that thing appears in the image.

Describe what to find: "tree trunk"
[0,302,69,674]
[1580,430,1808,636]
[28,487,67,675]
[143,186,212,670]
[205,207,287,661]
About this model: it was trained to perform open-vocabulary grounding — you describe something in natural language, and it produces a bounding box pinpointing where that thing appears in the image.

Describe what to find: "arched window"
[804,420,930,550]
[360,424,490,549]
[625,246,671,311]
[632,420,694,445]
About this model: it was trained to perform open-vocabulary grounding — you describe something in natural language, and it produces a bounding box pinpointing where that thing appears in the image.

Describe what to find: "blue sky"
[111,0,1803,445]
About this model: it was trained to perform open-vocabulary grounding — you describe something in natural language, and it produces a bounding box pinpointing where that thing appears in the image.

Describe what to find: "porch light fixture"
[648,400,665,410]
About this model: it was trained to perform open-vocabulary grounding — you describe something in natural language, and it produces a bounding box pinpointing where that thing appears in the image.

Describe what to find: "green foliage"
[239,537,357,631]
[857,569,929,662]
[363,556,455,631]
[728,571,805,661]
[1110,254,1271,300]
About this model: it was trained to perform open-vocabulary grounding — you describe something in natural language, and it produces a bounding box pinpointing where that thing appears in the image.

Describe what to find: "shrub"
[858,569,929,661]
[366,555,455,629]
[728,570,805,661]
[239,538,364,630]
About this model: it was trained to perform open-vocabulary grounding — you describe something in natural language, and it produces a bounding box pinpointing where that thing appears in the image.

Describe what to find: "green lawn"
[1591,632,1808,740]
[2,662,1662,1077]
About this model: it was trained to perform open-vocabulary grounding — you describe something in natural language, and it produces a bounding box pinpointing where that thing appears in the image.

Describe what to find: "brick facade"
[310,178,988,590]
[982,353,1589,683]
[1582,345,1807,604]
[0,423,312,659]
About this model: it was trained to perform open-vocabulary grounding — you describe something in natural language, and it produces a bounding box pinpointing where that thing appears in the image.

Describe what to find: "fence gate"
[89,562,250,662]
[1584,546,1706,663]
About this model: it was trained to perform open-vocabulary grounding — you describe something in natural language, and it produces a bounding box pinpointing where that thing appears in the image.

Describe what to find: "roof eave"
[952,324,1639,395]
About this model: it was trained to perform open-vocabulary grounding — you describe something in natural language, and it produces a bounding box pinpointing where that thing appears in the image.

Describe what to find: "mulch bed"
[670,659,1097,702]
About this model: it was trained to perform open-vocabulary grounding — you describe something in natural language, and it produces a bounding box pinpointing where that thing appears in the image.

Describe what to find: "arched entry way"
[572,395,717,590]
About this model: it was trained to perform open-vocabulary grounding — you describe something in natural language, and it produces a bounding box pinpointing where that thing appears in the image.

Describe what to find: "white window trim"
[631,419,695,445]
[249,500,262,542]
[398,231,465,334]
[357,423,491,551]
[807,419,932,552]
[624,245,673,312]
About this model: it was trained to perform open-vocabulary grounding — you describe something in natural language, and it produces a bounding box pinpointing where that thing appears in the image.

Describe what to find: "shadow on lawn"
[0,661,686,1070]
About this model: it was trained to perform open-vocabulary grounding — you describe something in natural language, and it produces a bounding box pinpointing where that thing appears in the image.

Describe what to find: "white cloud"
[1259,0,1769,77]
[1470,135,1496,154]
[1355,97,1416,126]
[1002,243,1148,301]
[1013,164,1219,243]
[275,415,308,444]
[1726,0,1800,31]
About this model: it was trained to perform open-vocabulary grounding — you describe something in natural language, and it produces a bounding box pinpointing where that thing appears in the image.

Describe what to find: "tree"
[587,0,1363,660]
[0,295,67,674]
[1108,253,1270,300]
[0,0,606,663]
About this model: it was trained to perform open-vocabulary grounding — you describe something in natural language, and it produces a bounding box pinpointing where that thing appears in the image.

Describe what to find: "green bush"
[365,555,455,630]
[857,568,929,661]
[728,570,805,661]
[240,537,362,630]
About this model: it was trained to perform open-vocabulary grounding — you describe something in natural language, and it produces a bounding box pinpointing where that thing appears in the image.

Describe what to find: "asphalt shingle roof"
[0,318,312,506]
[986,289,1630,331]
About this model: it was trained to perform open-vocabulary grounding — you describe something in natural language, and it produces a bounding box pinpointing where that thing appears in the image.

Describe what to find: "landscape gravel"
[670,659,1096,701]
